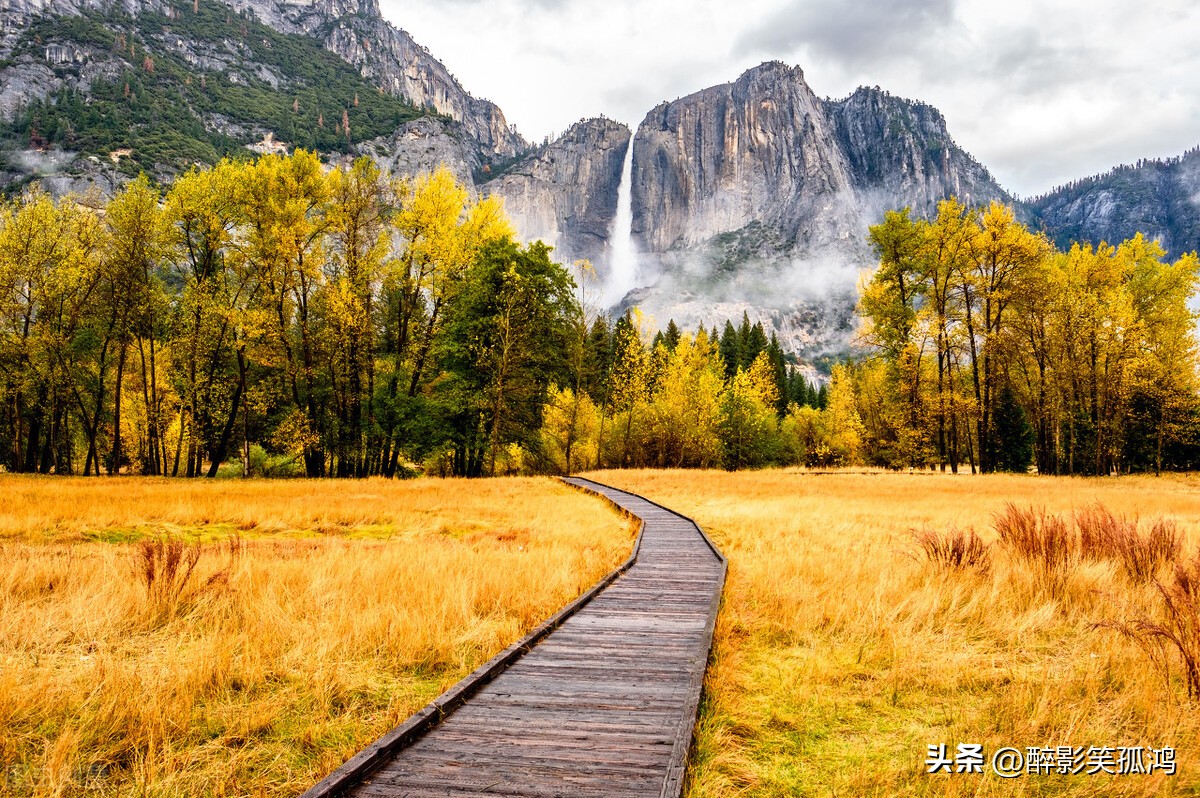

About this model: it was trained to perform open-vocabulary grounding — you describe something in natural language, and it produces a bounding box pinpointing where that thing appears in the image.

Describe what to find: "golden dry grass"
[586,468,1200,797]
[0,476,634,797]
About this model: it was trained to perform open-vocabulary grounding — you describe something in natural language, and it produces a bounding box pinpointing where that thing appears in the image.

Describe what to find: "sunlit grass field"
[0,476,635,797]
[587,469,1200,797]
[10,469,1200,797]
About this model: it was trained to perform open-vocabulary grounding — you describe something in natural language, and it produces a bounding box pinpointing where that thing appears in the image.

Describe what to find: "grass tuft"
[994,503,1074,573]
[911,526,990,571]
[136,536,201,606]
[1102,554,1200,700]
[995,502,1182,584]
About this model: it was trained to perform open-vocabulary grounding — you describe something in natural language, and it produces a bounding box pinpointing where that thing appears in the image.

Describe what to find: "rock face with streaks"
[482,118,630,270]
[620,61,1011,355]
[629,62,1011,261]
[631,62,859,255]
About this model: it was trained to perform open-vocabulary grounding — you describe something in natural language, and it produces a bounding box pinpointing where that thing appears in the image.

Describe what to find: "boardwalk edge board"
[532,476,728,798]
[579,479,728,798]
[298,480,646,798]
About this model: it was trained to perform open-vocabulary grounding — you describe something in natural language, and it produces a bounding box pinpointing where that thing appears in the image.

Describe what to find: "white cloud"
[378,0,1200,196]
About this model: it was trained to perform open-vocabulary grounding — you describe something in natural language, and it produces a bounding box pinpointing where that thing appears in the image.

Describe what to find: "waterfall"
[603,138,638,307]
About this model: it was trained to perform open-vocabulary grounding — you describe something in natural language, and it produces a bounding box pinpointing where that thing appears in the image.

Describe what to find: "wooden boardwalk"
[300,477,726,798]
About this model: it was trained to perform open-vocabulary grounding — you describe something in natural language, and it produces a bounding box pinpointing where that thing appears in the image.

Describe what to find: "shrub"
[246,443,303,478]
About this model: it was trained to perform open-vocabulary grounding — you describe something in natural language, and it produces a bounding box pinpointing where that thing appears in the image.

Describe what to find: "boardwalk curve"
[299,476,726,798]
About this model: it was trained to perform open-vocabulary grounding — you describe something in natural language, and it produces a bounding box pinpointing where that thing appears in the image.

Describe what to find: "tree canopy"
[6,176,1191,478]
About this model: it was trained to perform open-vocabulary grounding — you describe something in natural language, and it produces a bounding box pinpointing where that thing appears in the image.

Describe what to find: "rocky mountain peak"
[838,85,947,129]
[826,85,1009,212]
[743,58,805,82]
[632,61,852,255]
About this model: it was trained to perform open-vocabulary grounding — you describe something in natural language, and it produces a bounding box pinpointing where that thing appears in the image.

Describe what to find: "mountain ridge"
[1027,147,1200,260]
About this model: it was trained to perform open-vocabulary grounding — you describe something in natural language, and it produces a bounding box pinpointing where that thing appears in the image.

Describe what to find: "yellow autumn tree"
[605,312,651,467]
[324,157,394,476]
[237,149,332,476]
[163,159,249,477]
[539,384,599,474]
[822,364,866,466]
[646,331,724,468]
[720,351,781,469]
[781,402,823,465]
[1124,238,1200,473]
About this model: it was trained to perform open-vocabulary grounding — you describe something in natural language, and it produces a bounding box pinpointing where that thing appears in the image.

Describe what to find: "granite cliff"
[631,62,857,255]
[828,85,1006,212]
[630,64,1009,256]
[482,118,630,270]
[618,62,1011,355]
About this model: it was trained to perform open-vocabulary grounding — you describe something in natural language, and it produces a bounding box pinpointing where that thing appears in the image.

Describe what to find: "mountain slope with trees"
[1028,147,1200,261]
[0,0,526,191]
[4,0,430,178]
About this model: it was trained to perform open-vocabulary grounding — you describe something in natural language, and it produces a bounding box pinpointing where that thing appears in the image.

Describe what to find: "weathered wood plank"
[297,477,726,798]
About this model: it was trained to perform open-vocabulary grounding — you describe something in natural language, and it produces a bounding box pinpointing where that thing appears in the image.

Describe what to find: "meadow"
[587,469,1200,797]
[0,476,635,797]
[8,469,1200,797]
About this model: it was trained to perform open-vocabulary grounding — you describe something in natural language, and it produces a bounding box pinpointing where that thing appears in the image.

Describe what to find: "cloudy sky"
[376,0,1200,198]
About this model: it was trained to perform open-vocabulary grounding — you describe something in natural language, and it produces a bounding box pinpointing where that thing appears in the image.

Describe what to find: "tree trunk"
[110,342,128,475]
[172,406,185,477]
[408,299,442,397]
[138,339,160,475]
[206,348,246,478]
